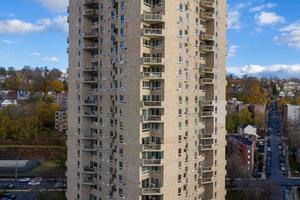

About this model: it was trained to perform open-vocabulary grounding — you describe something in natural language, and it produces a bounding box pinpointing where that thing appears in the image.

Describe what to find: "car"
[28,180,40,186]
[0,184,14,189]
[54,182,63,188]
[267,147,271,151]
[1,192,17,200]
[278,145,283,150]
[18,178,30,182]
[281,166,286,171]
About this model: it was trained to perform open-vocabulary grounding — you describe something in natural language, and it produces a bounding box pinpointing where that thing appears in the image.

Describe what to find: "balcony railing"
[83,43,98,49]
[83,31,98,38]
[83,77,97,82]
[84,99,97,105]
[83,0,99,4]
[81,178,97,185]
[200,78,214,84]
[201,111,213,117]
[83,111,97,117]
[142,158,162,165]
[143,13,163,21]
[142,188,162,194]
[82,145,97,151]
[200,12,214,19]
[143,115,162,122]
[82,166,96,173]
[83,9,99,16]
[143,57,164,65]
[202,177,213,184]
[200,45,214,52]
[201,33,214,41]
[200,0,215,8]
[143,143,162,150]
[143,101,162,107]
[143,72,163,79]
[200,100,214,107]
[201,67,215,73]
[143,28,164,36]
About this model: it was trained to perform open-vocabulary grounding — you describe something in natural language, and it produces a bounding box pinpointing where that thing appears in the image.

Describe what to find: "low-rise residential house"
[227,135,256,172]
[17,90,30,100]
[1,99,17,107]
[279,91,286,98]
[238,124,258,141]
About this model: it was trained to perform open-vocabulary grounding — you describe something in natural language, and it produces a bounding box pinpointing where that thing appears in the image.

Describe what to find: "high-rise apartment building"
[67,0,227,199]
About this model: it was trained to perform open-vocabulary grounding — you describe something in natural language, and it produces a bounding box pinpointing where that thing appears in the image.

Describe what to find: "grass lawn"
[289,155,300,177]
[37,192,66,200]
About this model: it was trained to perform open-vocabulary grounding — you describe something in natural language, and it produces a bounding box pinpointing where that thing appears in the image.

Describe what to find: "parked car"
[28,181,40,186]
[278,145,283,150]
[0,184,14,189]
[18,178,30,182]
[1,192,17,200]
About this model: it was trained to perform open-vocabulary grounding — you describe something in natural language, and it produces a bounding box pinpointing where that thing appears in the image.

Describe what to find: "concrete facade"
[67,0,227,199]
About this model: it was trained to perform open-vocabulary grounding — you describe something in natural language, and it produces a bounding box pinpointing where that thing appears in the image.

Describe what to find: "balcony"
[200,44,214,52]
[200,12,214,20]
[142,159,162,166]
[202,166,214,173]
[83,0,99,4]
[83,31,98,38]
[143,101,162,107]
[83,9,99,17]
[201,111,214,118]
[201,144,213,151]
[143,13,164,23]
[142,188,162,195]
[83,99,97,105]
[200,0,215,8]
[82,145,97,152]
[83,43,98,50]
[202,134,213,140]
[82,166,97,174]
[83,111,97,117]
[143,57,164,65]
[143,72,163,79]
[82,133,97,140]
[202,177,213,184]
[143,143,162,151]
[83,77,97,83]
[83,66,98,72]
[143,115,162,122]
[200,78,214,85]
[201,67,215,74]
[143,28,164,37]
[81,178,97,185]
[200,100,215,107]
[201,33,214,41]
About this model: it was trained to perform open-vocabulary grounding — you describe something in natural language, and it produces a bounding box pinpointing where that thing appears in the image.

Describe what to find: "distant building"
[55,110,67,133]
[0,99,17,107]
[17,90,30,100]
[279,91,286,98]
[284,104,300,125]
[238,124,258,140]
[227,135,256,172]
[0,90,17,100]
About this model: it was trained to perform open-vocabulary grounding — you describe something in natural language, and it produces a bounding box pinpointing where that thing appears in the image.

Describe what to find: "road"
[230,101,300,199]
[0,179,66,200]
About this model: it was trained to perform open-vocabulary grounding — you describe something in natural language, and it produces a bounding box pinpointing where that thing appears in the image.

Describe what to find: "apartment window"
[179,3,183,11]
[120,15,125,23]
[120,1,125,10]
[179,29,183,37]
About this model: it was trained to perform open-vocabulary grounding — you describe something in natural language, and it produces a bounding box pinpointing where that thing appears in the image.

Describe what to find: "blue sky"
[0,0,299,77]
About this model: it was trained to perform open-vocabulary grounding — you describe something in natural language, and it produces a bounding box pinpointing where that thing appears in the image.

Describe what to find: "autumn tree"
[49,80,65,93]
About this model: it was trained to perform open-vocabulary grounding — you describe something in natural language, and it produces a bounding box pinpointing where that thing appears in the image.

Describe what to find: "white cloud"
[0,15,68,34]
[42,56,60,63]
[274,22,300,50]
[2,40,13,44]
[228,45,240,58]
[249,3,276,13]
[255,11,285,26]
[228,64,300,78]
[228,11,241,30]
[37,0,68,13]
[29,52,41,56]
